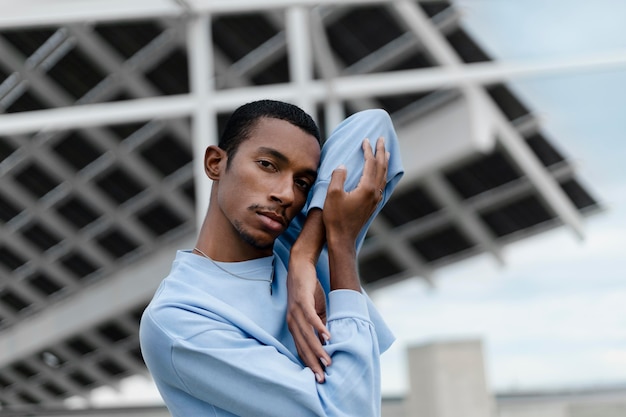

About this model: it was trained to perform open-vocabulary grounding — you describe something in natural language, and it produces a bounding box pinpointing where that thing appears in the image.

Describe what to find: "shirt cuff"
[306,180,330,213]
[327,289,370,322]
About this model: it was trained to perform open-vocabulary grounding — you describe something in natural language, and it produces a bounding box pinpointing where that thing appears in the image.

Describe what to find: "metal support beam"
[188,0,445,15]
[1,50,625,135]
[392,0,587,239]
[424,171,504,265]
[0,94,194,135]
[492,109,585,238]
[286,7,315,115]
[0,0,447,29]
[310,7,345,134]
[0,1,182,29]
[366,216,434,286]
[0,234,196,369]
[187,14,216,227]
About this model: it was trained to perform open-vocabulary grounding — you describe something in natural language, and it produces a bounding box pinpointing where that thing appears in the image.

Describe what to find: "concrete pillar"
[404,339,494,417]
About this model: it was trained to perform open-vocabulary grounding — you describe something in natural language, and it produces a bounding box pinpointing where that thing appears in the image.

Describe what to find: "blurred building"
[0,0,604,414]
[384,340,626,417]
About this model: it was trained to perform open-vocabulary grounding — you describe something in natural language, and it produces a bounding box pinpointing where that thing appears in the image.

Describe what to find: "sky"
[80,0,626,407]
[372,0,626,395]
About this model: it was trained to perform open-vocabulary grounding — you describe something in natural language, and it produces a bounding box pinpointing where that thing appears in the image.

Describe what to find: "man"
[140,100,404,416]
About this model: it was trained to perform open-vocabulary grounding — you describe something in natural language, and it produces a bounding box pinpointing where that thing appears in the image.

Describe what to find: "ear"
[204,145,227,180]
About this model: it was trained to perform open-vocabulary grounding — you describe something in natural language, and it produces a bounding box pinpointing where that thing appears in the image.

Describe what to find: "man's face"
[215,117,321,256]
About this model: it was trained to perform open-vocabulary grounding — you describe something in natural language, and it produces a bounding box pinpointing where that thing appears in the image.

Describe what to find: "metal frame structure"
[0,0,616,409]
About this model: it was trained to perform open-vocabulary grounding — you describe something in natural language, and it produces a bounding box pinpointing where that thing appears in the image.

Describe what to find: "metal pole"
[187,13,217,229]
[286,6,315,115]
[2,51,625,135]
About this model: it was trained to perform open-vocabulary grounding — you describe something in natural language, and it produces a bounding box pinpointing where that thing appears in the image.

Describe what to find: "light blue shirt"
[140,109,404,417]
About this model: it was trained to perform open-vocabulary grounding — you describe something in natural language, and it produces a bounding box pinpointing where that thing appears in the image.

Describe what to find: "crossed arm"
[288,137,389,382]
[286,108,404,385]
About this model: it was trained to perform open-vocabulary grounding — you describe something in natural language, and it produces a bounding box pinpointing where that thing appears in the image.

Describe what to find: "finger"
[289,305,332,369]
[362,137,375,159]
[360,139,377,184]
[293,332,325,383]
[374,137,388,189]
[328,164,347,194]
[306,310,331,343]
[357,138,385,203]
[303,310,332,366]
[375,136,385,158]
[366,137,387,181]
[292,320,328,383]
[289,307,329,350]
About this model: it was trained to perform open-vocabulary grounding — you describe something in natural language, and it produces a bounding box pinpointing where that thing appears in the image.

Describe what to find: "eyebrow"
[258,146,318,178]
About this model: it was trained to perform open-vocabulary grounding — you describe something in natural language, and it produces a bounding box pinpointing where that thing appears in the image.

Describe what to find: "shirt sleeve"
[275,108,404,354]
[141,289,383,417]
[306,108,404,251]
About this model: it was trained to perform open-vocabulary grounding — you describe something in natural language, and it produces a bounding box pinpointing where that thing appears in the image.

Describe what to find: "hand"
[287,256,332,383]
[323,137,388,245]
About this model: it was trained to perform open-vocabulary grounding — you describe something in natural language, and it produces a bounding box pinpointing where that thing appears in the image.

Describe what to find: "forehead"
[240,117,321,168]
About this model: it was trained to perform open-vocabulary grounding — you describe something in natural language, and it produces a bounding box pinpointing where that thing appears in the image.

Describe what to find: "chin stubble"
[232,219,273,251]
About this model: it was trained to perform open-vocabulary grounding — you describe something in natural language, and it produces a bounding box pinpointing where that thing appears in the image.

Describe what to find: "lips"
[257,211,287,232]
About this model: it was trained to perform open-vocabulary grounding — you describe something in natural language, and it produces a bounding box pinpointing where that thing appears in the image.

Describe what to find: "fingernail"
[315,373,323,383]
[320,357,328,367]
[323,334,330,344]
[337,164,346,170]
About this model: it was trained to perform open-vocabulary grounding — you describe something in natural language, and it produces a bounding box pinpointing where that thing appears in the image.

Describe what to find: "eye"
[257,160,277,171]
[295,178,312,191]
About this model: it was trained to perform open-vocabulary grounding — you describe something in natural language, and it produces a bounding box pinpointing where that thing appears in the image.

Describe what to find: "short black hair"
[218,100,321,165]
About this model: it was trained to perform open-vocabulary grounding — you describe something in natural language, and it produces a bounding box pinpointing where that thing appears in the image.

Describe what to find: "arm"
[285,109,404,379]
[142,303,380,417]
[287,209,332,383]
[324,137,388,292]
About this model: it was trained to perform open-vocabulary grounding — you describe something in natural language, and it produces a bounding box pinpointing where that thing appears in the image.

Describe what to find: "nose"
[269,175,294,207]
